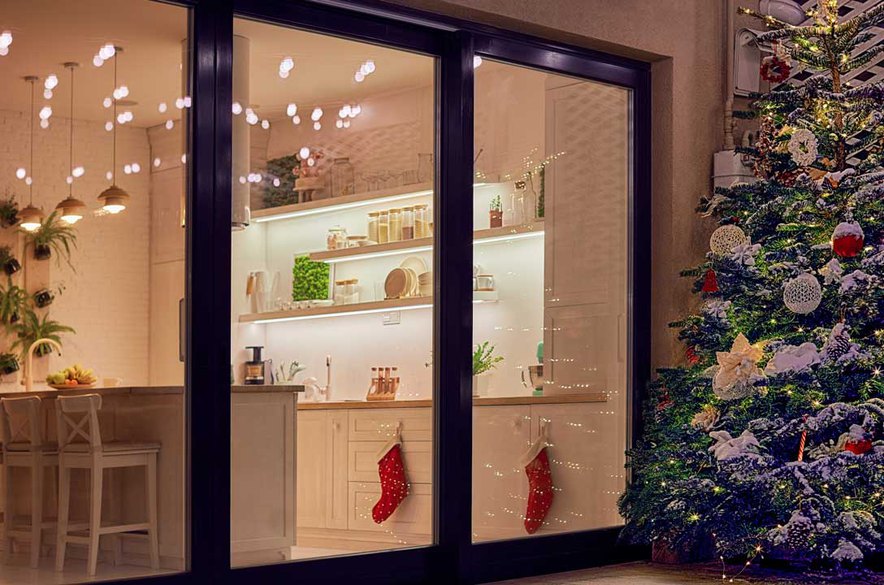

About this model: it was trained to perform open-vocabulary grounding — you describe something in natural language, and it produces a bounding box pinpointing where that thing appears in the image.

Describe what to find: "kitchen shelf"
[251,179,501,223]
[239,292,498,324]
[309,221,545,264]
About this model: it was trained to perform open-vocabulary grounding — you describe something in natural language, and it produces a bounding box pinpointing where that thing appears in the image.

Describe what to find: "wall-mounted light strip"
[252,182,496,223]
[250,298,496,324]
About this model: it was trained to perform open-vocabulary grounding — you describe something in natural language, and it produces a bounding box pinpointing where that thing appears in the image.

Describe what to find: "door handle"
[179,298,185,362]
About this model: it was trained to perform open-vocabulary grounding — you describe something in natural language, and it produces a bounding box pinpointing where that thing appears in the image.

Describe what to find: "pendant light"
[18,75,44,232]
[56,62,86,224]
[97,46,130,214]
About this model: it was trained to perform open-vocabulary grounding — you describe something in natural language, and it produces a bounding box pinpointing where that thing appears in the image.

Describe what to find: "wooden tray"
[49,383,96,390]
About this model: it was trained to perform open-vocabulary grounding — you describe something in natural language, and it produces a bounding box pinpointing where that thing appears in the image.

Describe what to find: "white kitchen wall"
[0,109,151,386]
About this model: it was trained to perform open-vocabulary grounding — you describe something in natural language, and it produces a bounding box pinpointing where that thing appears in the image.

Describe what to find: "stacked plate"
[384,256,429,299]
[418,271,432,298]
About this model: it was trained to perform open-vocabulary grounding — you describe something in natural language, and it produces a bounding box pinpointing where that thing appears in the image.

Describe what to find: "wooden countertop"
[0,384,305,398]
[297,392,608,410]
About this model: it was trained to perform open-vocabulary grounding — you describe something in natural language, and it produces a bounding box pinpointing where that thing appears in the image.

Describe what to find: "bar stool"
[54,394,161,576]
[0,395,57,568]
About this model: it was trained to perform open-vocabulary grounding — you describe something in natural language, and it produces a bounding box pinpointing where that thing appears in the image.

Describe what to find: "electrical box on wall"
[734,28,762,96]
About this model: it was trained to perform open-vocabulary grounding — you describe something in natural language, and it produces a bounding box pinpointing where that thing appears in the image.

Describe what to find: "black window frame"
[127,0,651,584]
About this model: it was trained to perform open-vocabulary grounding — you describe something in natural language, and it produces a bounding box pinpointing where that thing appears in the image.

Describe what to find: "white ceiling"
[0,0,434,128]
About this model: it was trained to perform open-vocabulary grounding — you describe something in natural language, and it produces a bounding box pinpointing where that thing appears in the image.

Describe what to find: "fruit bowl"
[49,382,96,390]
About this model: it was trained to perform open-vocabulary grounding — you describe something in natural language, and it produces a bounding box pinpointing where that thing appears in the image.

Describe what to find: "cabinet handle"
[178,298,185,363]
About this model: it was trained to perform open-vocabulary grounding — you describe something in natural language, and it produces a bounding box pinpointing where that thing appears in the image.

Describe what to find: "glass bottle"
[389,208,402,242]
[367,212,379,243]
[378,210,390,244]
[329,157,355,198]
[402,206,415,240]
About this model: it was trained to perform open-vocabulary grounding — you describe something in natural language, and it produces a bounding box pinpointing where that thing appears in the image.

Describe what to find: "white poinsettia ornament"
[788,128,818,167]
[712,333,766,400]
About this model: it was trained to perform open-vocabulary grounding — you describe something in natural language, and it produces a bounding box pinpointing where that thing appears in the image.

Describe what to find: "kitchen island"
[0,384,302,570]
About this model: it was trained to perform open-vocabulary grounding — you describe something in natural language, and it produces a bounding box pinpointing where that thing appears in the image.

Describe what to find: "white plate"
[401,255,428,276]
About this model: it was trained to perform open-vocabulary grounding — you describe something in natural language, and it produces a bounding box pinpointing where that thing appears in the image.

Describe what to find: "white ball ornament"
[710,224,748,255]
[783,273,822,314]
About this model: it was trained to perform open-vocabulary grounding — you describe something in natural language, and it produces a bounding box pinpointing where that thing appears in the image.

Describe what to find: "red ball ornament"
[831,222,865,258]
[844,439,872,455]
[701,269,719,293]
[760,55,791,84]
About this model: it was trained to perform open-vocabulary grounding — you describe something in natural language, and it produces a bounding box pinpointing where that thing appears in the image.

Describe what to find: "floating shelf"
[308,221,544,264]
[239,292,498,324]
[251,180,501,223]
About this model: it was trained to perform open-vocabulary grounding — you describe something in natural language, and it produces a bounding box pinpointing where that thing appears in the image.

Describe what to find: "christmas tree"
[619,1,884,573]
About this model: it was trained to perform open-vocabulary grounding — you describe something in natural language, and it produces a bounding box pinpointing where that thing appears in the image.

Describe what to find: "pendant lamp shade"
[18,204,43,232]
[56,196,87,223]
[97,184,130,214]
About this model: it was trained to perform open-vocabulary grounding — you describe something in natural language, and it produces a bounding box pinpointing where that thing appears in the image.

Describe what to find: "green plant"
[27,210,78,269]
[472,341,503,376]
[490,194,502,212]
[0,277,30,326]
[11,308,74,360]
[263,154,301,208]
[0,190,19,228]
[292,255,330,301]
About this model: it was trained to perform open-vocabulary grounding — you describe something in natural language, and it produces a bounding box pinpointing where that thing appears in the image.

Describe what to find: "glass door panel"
[471,59,631,541]
[229,16,436,567]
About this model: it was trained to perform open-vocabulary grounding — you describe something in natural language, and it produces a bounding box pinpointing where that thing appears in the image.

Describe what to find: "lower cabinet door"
[348,440,433,484]
[348,481,432,539]
[472,405,532,542]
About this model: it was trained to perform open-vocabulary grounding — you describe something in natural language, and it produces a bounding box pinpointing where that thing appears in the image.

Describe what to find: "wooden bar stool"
[0,395,57,569]
[54,393,160,576]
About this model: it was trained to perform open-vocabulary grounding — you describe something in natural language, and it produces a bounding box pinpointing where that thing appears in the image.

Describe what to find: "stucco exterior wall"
[386,0,731,369]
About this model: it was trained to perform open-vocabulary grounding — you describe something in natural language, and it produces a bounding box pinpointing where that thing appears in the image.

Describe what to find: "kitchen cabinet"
[294,395,619,550]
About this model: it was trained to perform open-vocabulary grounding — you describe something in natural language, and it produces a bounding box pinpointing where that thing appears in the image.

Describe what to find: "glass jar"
[414,204,429,239]
[334,279,347,304]
[327,225,347,250]
[329,157,355,198]
[378,210,390,244]
[367,212,379,243]
[389,208,402,242]
[344,278,360,304]
[401,206,415,240]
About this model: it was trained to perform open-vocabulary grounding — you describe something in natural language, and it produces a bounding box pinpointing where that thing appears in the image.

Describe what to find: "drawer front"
[348,408,432,442]
[348,481,432,535]
[348,441,432,484]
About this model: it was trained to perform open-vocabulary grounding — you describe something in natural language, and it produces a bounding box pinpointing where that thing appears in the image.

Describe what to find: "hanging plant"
[11,308,74,360]
[0,245,21,276]
[0,191,20,228]
[26,210,78,269]
[0,278,30,326]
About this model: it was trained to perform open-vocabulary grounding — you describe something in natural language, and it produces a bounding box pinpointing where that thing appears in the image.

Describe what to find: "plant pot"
[651,533,715,564]
[0,215,19,229]
[34,289,55,308]
[0,357,19,376]
[489,210,502,228]
[34,244,51,261]
[2,257,21,276]
[7,310,20,324]
[34,343,54,358]
[472,373,492,397]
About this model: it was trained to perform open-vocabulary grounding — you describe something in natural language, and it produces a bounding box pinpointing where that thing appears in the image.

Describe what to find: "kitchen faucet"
[24,338,62,392]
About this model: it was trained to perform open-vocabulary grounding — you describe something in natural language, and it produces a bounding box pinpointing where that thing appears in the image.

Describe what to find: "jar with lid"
[415,204,430,239]
[401,206,415,240]
[377,210,390,244]
[334,279,347,304]
[367,212,379,243]
[343,278,360,304]
[329,157,355,198]
[389,208,402,242]
[327,226,347,250]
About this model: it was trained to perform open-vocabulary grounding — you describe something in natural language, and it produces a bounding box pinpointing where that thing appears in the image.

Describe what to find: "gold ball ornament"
[710,224,748,256]
[783,273,822,314]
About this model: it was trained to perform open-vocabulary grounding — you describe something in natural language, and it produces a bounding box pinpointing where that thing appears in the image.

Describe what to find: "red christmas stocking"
[522,429,554,534]
[372,443,409,524]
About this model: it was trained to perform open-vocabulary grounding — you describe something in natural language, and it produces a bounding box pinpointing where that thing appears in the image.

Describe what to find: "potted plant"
[489,195,503,228]
[472,341,503,397]
[0,278,30,325]
[0,352,20,376]
[27,210,78,269]
[0,191,20,228]
[0,245,21,276]
[12,308,74,359]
